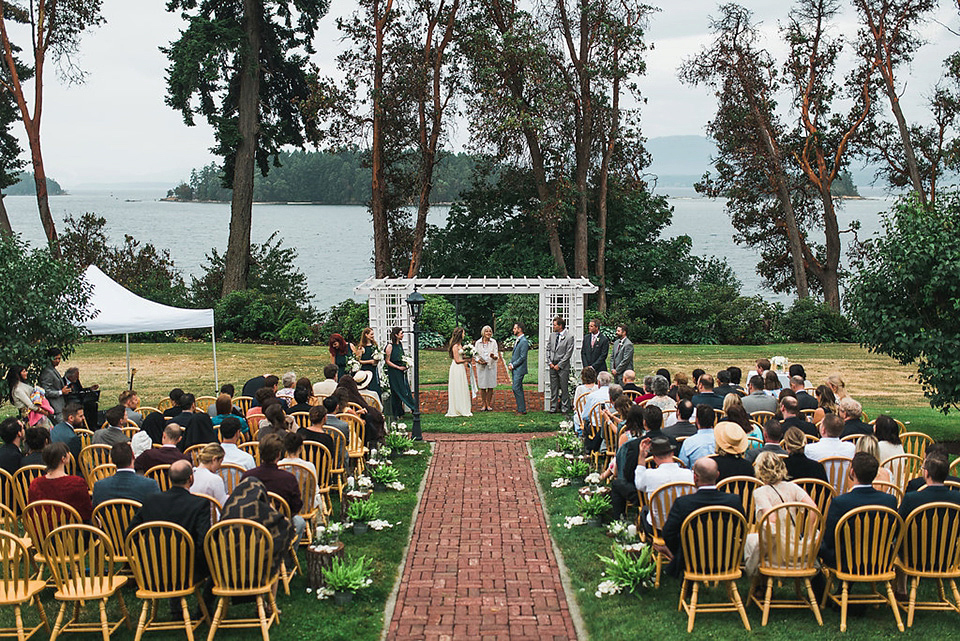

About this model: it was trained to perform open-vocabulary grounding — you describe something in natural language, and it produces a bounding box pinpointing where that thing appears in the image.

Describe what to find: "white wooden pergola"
[354,277,599,410]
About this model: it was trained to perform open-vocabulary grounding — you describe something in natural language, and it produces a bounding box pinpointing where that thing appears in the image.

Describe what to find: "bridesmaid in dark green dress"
[328,333,350,380]
[357,327,382,396]
[386,327,416,417]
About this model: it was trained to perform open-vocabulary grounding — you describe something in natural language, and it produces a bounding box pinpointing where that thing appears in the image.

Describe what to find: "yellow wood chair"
[86,464,117,494]
[239,441,260,466]
[840,433,865,445]
[0,503,23,540]
[307,395,323,407]
[896,502,960,627]
[821,505,904,632]
[874,480,904,504]
[586,404,606,471]
[647,481,696,588]
[716,475,762,530]
[900,432,934,459]
[138,407,161,419]
[621,389,642,403]
[800,409,817,421]
[678,506,751,632]
[298,442,334,522]
[157,398,175,412]
[92,499,142,573]
[195,396,218,412]
[279,460,320,541]
[0,529,49,641]
[79,444,113,482]
[43,523,132,640]
[217,464,247,496]
[360,392,382,412]
[644,455,685,469]
[144,465,172,492]
[805,434,820,443]
[793,478,835,520]
[233,396,253,414]
[820,456,852,497]
[713,408,726,423]
[882,453,924,493]
[21,501,82,584]
[951,458,960,479]
[75,428,95,451]
[345,401,364,414]
[194,493,222,525]
[574,394,589,428]
[662,408,677,424]
[750,502,824,626]
[601,415,619,471]
[183,444,205,467]
[337,413,366,476]
[203,519,279,641]
[289,412,311,429]
[750,411,775,424]
[266,493,299,595]
[12,465,46,513]
[124,521,211,641]
[245,415,263,441]
[121,426,140,440]
[320,427,347,501]
[746,436,764,450]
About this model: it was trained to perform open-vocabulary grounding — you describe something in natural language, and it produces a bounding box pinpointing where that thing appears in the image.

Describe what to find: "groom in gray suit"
[610,324,634,385]
[507,322,529,415]
[546,316,574,413]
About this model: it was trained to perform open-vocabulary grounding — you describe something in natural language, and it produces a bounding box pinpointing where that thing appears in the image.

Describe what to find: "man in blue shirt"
[677,404,717,468]
[51,402,84,459]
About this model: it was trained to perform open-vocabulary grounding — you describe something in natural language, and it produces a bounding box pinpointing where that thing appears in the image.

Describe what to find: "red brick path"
[387,433,578,640]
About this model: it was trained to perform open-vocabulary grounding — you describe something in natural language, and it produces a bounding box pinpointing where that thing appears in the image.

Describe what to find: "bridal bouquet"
[460,344,475,360]
[371,347,385,363]
[401,355,413,368]
[346,356,362,374]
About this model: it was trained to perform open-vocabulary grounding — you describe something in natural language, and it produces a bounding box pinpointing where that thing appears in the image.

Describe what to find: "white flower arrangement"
[346,356,362,374]
[460,343,476,360]
[357,476,373,489]
[551,478,571,488]
[544,450,564,459]
[558,420,574,430]
[401,355,413,368]
[562,516,586,529]
[346,490,367,499]
[403,449,420,456]
[312,586,336,600]
[385,481,406,491]
[346,476,355,489]
[606,521,640,544]
[371,347,385,363]
[595,579,622,598]
[770,355,789,371]
[619,542,646,552]
[584,472,602,485]
[367,519,397,531]
[313,522,345,546]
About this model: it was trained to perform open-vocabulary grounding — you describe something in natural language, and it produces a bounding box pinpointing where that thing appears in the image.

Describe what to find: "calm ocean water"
[4,187,893,309]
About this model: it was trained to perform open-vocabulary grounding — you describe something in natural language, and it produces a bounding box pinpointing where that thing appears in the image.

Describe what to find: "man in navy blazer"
[581,319,609,373]
[507,323,529,415]
[899,455,960,519]
[92,442,161,508]
[659,457,745,577]
[820,452,898,568]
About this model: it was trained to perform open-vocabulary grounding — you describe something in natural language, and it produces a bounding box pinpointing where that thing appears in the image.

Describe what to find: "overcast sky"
[12,0,960,188]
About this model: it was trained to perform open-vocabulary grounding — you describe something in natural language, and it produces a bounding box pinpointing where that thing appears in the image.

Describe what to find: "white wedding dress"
[446,346,473,417]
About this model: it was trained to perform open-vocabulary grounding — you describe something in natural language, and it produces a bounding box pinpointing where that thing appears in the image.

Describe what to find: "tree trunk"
[222,0,262,295]
[883,76,927,206]
[370,0,394,279]
[27,126,59,257]
[0,194,11,235]
[523,129,568,276]
[819,185,842,310]
[407,152,433,278]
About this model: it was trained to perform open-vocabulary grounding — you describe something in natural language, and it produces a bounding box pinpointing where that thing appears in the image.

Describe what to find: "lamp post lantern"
[406,287,426,440]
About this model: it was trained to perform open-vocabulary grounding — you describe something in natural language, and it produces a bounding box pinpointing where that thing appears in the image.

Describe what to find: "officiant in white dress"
[446,328,474,417]
[473,326,499,411]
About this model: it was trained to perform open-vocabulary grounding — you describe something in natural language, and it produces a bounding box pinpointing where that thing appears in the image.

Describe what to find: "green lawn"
[530,437,959,641]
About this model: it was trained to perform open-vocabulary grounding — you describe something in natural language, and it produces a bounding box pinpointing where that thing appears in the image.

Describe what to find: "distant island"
[4,172,64,196]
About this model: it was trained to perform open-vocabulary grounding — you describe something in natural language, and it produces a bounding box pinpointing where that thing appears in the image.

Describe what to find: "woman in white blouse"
[473,326,499,412]
[191,442,227,505]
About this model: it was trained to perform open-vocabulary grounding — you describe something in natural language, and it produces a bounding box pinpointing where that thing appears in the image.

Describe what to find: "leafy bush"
[346,499,381,523]
[596,544,656,594]
[317,299,370,344]
[214,289,306,342]
[577,492,612,519]
[777,297,857,342]
[369,465,400,485]
[495,295,539,346]
[562,460,591,479]
[322,555,373,593]
[419,295,456,337]
[276,318,317,345]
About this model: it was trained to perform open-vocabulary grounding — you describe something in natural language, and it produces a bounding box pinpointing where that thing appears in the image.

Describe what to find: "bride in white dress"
[446,327,473,417]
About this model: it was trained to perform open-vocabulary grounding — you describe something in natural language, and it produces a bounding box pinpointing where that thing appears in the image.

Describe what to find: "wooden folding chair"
[716,476,762,530]
[121,426,140,440]
[245,415,263,441]
[138,407,161,419]
[289,412,311,429]
[750,502,824,626]
[900,432,934,460]
[203,519,279,641]
[820,505,904,632]
[12,466,46,512]
[43,523,132,640]
[0,529,49,640]
[896,502,960,627]
[820,456,852,497]
[279,460,320,541]
[678,506,751,632]
[337,413,366,476]
[125,521,210,641]
[793,478,835,520]
[218,464,247,496]
[144,465,172,492]
[92,499,142,572]
[648,481,696,588]
[800,409,817,421]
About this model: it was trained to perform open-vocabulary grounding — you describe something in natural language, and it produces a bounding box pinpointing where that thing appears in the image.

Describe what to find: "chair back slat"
[218,464,247,495]
[204,519,275,592]
[337,413,366,459]
[157,398,175,412]
[194,493,221,525]
[586,404,605,444]
[22,500,81,550]
[793,478,835,519]
[86,463,117,493]
[680,506,747,577]
[649,481,696,532]
[716,476,762,528]
[835,505,903,576]
[882,453,924,493]
[75,428,94,451]
[0,529,33,595]
[233,396,253,414]
[290,412,312,429]
[144,465,172,492]
[320,428,346,473]
[239,441,260,465]
[899,432,933,459]
[125,521,197,594]
[756,502,823,573]
[184,444,205,467]
[360,392,382,412]
[873,480,903,504]
[899,502,960,575]
[79,444,113,480]
[42,523,118,598]
[820,456,852,497]
[12,465,46,512]
[195,396,218,412]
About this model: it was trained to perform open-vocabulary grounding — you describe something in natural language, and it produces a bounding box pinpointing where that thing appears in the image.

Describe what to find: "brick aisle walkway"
[388,433,578,640]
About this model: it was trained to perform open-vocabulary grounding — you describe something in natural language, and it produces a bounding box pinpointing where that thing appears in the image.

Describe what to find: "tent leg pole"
[125,334,131,390]
[211,324,219,392]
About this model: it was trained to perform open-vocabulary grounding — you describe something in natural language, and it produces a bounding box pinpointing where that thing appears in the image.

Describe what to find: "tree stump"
[305,541,345,589]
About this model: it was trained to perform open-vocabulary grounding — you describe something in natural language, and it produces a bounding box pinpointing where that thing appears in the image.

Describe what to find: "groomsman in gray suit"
[610,324,634,385]
[546,316,574,413]
[507,322,529,415]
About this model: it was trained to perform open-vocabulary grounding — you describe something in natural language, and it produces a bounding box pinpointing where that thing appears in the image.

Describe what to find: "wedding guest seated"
[874,415,905,465]
[582,371,613,449]
[763,370,782,397]
[692,368,705,386]
[635,436,694,535]
[0,417,23,474]
[677,404,717,468]
[313,364,339,397]
[843,435,893,492]
[92,405,130,447]
[28,442,92,522]
[21,427,49,466]
[284,386,313,415]
[663,400,697,441]
[900,454,960,518]
[172,394,219,451]
[247,387,276,418]
[714,369,737,398]
[726,366,744,393]
[276,371,297,406]
[805,415,855,461]
[170,393,199,428]
[211,394,237,426]
[163,388,185,419]
[780,396,818,438]
[258,402,295,440]
[51,402,84,459]
[659,457,744,576]
[667,372,687,401]
[741,375,777,414]
[782,427,827,482]
[603,406,643,513]
[838,397,873,439]
[279,432,318,496]
[241,374,269,401]
[63,366,100,423]
[791,376,818,411]
[134,424,191,473]
[640,405,677,453]
[336,373,386,446]
[812,384,838,424]
[789,364,812,388]
[242,434,305,545]
[191,443,227,505]
[820,452,897,567]
[745,419,786,464]
[573,366,598,434]
[636,376,655,403]
[645,375,677,417]
[219,417,256,470]
[296,377,313,394]
[712,421,754,480]
[92,442,160,508]
[119,390,143,427]
[904,445,959,492]
[297,404,337,458]
[621,370,642,394]
[207,384,244,418]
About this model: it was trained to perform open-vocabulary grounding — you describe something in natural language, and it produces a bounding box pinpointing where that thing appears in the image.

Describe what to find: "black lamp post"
[406,287,426,441]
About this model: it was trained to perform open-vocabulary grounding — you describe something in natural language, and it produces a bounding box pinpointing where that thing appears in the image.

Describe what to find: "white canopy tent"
[81,265,219,388]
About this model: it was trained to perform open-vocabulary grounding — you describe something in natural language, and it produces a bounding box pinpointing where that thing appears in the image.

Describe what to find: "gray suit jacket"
[39,364,66,419]
[611,337,634,376]
[545,331,574,369]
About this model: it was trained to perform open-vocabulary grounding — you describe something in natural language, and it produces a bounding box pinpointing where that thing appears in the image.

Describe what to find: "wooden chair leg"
[840,581,849,632]
[34,595,50,633]
[820,572,834,610]
[14,605,24,641]
[134,600,150,641]
[731,581,751,631]
[885,581,904,632]
[686,582,700,633]
[117,591,131,630]
[761,576,773,626]
[907,577,919,628]
[206,598,225,641]
[256,596,270,641]
[181,597,194,641]
[949,579,960,610]
[49,602,68,641]
[99,599,110,641]
[196,586,211,624]
[804,578,823,626]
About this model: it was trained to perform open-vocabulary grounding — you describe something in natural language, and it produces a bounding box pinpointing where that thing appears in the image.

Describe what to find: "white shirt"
[581,386,610,424]
[221,442,255,470]
[635,463,694,524]
[191,466,227,505]
[805,437,855,461]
